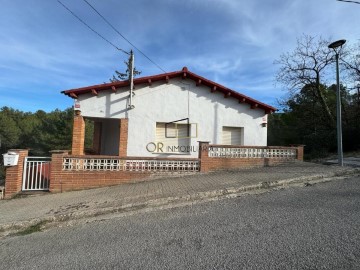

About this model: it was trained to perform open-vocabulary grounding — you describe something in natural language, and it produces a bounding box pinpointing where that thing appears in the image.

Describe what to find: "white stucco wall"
[77,78,268,157]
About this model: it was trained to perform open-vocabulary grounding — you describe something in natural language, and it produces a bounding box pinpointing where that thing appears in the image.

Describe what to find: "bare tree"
[275,35,339,126]
[342,42,360,86]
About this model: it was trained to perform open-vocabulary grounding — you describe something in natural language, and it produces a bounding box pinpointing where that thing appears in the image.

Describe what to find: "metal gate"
[22,157,51,191]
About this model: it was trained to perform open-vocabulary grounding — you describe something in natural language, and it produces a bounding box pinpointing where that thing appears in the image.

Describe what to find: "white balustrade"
[63,158,199,172]
[208,147,297,159]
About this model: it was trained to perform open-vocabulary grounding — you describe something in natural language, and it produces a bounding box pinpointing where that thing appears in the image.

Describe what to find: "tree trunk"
[315,75,335,126]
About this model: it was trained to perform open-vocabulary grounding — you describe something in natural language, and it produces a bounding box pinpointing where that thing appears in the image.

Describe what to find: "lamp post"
[328,39,346,166]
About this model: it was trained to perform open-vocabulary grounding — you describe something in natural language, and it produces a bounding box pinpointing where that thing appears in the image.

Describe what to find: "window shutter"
[177,124,190,152]
[222,127,242,145]
[156,123,191,153]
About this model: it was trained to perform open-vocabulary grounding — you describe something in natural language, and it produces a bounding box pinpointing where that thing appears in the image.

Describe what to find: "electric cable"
[57,0,129,55]
[337,0,360,4]
[81,0,167,73]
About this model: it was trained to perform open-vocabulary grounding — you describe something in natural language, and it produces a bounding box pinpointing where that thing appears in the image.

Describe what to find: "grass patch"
[13,220,48,236]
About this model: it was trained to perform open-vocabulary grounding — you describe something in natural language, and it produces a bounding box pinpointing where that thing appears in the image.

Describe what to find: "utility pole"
[128,50,135,109]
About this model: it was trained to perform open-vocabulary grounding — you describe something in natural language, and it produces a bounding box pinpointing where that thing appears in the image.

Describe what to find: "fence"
[208,146,297,159]
[4,144,303,197]
[62,157,200,172]
[199,143,302,172]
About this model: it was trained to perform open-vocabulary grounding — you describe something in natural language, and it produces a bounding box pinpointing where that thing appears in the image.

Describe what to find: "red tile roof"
[62,67,276,113]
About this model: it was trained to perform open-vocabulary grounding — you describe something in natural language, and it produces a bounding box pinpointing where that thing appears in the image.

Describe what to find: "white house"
[62,67,276,158]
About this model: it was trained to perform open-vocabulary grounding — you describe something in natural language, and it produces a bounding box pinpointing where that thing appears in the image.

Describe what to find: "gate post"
[4,149,29,199]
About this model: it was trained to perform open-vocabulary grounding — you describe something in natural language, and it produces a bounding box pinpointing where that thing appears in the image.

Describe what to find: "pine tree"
[110,58,141,82]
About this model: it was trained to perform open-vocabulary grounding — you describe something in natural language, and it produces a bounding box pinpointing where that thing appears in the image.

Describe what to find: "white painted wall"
[77,78,268,157]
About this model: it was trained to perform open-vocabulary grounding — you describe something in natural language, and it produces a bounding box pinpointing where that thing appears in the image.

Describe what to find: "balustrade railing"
[208,146,297,159]
[63,157,199,172]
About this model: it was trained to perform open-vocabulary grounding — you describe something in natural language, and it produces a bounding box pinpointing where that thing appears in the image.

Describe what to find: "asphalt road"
[1,176,360,270]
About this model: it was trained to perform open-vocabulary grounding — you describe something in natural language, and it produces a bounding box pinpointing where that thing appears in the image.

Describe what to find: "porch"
[72,114,128,157]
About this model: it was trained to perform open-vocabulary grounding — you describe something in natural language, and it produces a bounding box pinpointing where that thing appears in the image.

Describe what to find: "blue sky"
[1,0,359,112]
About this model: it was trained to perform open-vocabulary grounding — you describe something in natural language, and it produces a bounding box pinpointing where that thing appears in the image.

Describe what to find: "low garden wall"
[3,143,303,198]
[50,152,199,192]
[199,142,303,172]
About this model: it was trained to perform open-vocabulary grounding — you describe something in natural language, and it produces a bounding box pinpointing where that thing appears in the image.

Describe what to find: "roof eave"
[61,67,276,113]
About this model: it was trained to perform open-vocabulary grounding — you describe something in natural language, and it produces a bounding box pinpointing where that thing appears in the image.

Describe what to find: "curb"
[1,168,359,237]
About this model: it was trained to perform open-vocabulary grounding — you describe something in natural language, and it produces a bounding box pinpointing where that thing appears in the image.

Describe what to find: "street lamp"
[328,39,346,166]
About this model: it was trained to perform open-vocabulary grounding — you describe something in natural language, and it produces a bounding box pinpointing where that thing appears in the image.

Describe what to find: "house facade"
[63,67,276,158]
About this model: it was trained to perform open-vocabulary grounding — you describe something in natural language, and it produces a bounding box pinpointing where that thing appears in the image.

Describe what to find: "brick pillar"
[4,149,29,199]
[296,145,305,161]
[72,114,85,155]
[93,121,102,154]
[198,141,210,172]
[49,150,69,193]
[119,118,128,157]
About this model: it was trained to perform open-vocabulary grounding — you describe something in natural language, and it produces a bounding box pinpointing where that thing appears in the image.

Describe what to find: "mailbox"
[2,152,19,166]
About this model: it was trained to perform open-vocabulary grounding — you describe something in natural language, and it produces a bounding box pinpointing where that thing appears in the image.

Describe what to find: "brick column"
[49,150,69,193]
[4,149,29,199]
[72,114,85,155]
[198,141,210,172]
[119,118,128,157]
[296,145,305,161]
[93,121,102,154]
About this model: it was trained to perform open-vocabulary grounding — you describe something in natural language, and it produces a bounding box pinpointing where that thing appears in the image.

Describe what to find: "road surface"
[1,176,360,269]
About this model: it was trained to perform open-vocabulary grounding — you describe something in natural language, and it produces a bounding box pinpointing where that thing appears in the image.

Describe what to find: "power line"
[337,0,360,4]
[81,0,167,73]
[57,0,129,55]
